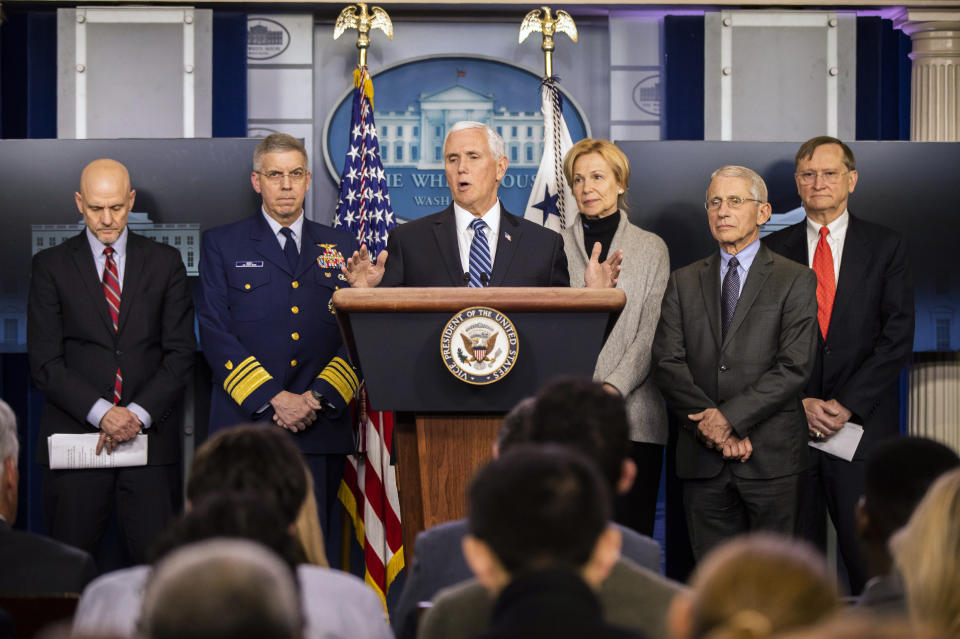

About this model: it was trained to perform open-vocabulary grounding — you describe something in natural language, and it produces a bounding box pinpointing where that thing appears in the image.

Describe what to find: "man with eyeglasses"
[196,133,361,558]
[763,136,914,595]
[652,165,818,559]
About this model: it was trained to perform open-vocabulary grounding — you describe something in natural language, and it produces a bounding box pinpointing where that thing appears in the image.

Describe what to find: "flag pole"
[333,1,394,69]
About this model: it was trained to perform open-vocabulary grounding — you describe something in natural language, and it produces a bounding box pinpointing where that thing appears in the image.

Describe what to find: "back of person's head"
[140,538,303,639]
[522,377,629,492]
[187,424,306,525]
[495,396,535,454]
[773,611,947,639]
[0,399,19,522]
[149,492,304,568]
[891,467,960,636]
[467,444,611,576]
[669,533,839,639]
[862,437,959,545]
[0,400,17,466]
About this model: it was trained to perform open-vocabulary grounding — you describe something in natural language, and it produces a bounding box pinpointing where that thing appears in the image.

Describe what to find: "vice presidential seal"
[440,306,519,385]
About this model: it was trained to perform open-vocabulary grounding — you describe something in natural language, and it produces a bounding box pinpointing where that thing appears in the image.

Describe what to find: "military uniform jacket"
[197,213,360,454]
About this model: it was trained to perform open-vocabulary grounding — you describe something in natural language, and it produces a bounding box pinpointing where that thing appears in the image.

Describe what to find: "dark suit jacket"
[0,520,96,595]
[762,216,914,457]
[27,231,196,465]
[392,518,661,639]
[379,205,569,287]
[196,213,360,453]
[418,557,683,639]
[652,243,818,480]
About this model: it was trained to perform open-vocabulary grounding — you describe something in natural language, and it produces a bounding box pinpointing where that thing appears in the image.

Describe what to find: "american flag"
[334,66,404,609]
[333,67,397,258]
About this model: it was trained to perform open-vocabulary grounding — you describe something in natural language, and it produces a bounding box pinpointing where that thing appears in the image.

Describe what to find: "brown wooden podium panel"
[395,412,500,562]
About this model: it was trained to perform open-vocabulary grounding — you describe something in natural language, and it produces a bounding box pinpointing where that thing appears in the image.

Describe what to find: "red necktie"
[103,247,123,404]
[812,226,835,340]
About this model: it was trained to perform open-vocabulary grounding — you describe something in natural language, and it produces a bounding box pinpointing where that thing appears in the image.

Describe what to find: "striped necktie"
[468,218,492,288]
[102,247,123,404]
[721,256,740,341]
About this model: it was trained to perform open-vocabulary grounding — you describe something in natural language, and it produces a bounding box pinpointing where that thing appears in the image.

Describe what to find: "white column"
[894,9,960,141]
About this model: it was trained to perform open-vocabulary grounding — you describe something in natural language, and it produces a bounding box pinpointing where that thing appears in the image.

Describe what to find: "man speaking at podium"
[345,121,599,288]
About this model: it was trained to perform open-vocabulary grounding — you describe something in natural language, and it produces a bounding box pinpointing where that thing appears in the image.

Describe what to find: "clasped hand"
[688,407,752,462]
[271,390,324,432]
[97,406,142,455]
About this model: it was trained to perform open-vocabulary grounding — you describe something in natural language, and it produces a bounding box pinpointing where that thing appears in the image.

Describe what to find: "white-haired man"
[0,399,96,595]
[373,121,571,287]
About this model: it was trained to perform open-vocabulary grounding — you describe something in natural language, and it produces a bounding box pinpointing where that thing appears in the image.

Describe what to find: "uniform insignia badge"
[440,306,519,385]
[316,245,346,269]
[235,260,264,268]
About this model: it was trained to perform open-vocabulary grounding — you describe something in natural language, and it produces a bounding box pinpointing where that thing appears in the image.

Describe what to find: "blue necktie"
[721,256,740,341]
[280,227,299,272]
[468,218,492,288]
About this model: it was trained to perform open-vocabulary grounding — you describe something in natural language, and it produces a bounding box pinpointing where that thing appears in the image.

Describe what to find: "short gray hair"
[444,121,505,162]
[0,399,18,467]
[140,539,303,639]
[253,133,308,172]
[708,165,768,202]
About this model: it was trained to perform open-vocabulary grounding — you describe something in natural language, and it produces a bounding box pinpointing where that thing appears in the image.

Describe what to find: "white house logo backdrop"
[440,307,519,385]
[247,18,291,60]
[323,56,589,223]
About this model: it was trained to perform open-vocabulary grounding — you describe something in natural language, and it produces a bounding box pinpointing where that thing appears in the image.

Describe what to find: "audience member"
[396,380,671,639]
[0,399,96,595]
[667,533,839,639]
[139,538,303,639]
[856,437,958,614]
[463,445,643,639]
[73,424,390,639]
[773,612,945,639]
[890,467,960,636]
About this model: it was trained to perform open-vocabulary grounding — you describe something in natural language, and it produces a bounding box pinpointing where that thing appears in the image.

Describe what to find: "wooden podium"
[332,287,625,563]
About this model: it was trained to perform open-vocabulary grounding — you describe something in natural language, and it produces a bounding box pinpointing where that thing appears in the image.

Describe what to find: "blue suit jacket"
[197,213,360,454]
[391,518,661,639]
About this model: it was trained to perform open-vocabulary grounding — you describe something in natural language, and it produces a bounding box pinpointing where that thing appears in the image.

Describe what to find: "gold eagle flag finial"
[519,6,578,79]
[333,1,394,68]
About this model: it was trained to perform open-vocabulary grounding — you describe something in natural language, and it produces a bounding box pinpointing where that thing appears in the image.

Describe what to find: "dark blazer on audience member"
[392,518,661,639]
[0,520,96,595]
[418,557,683,639]
[379,205,569,287]
[653,243,818,481]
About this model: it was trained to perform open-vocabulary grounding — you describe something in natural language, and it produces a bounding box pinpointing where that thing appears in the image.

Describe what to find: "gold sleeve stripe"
[225,358,259,395]
[330,357,359,392]
[224,356,257,390]
[229,367,274,406]
[318,357,359,403]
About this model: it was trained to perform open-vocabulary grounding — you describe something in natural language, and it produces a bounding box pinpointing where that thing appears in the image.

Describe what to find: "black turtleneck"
[580,212,620,263]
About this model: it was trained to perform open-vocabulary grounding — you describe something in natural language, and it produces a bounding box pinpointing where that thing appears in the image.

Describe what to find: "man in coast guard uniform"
[197,134,359,551]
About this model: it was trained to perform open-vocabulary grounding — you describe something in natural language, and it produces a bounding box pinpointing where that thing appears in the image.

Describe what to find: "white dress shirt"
[262,208,305,252]
[454,201,501,277]
[805,209,849,284]
[84,227,152,430]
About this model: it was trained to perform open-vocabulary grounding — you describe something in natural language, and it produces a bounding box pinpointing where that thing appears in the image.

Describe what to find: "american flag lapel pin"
[504,231,512,242]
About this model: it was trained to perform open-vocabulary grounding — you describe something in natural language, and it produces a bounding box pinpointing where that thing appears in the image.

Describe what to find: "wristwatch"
[310,389,331,411]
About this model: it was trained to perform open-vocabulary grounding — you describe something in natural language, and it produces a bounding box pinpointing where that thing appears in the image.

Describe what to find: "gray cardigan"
[563,211,670,444]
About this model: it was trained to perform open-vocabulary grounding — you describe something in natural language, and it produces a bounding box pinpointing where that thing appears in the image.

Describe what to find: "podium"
[332,287,625,562]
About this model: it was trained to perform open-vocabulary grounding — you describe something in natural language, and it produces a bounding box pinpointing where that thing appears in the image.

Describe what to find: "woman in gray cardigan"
[562,138,670,536]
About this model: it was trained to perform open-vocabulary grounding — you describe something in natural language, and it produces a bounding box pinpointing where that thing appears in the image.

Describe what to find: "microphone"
[480,272,489,286]
[463,272,471,286]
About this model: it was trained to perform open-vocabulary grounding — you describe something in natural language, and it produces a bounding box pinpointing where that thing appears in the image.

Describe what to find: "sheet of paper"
[808,422,863,462]
[47,433,148,469]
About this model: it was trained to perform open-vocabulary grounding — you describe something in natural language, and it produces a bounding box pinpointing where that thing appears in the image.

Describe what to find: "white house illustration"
[31,213,201,276]
[376,85,543,170]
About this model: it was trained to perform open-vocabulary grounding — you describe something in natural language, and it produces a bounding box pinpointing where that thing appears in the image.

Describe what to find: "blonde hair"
[688,534,839,639]
[891,467,960,636]
[295,468,330,567]
[562,138,630,207]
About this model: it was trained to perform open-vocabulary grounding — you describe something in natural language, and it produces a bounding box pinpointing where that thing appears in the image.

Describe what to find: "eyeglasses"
[795,169,848,186]
[704,196,762,211]
[258,169,307,183]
